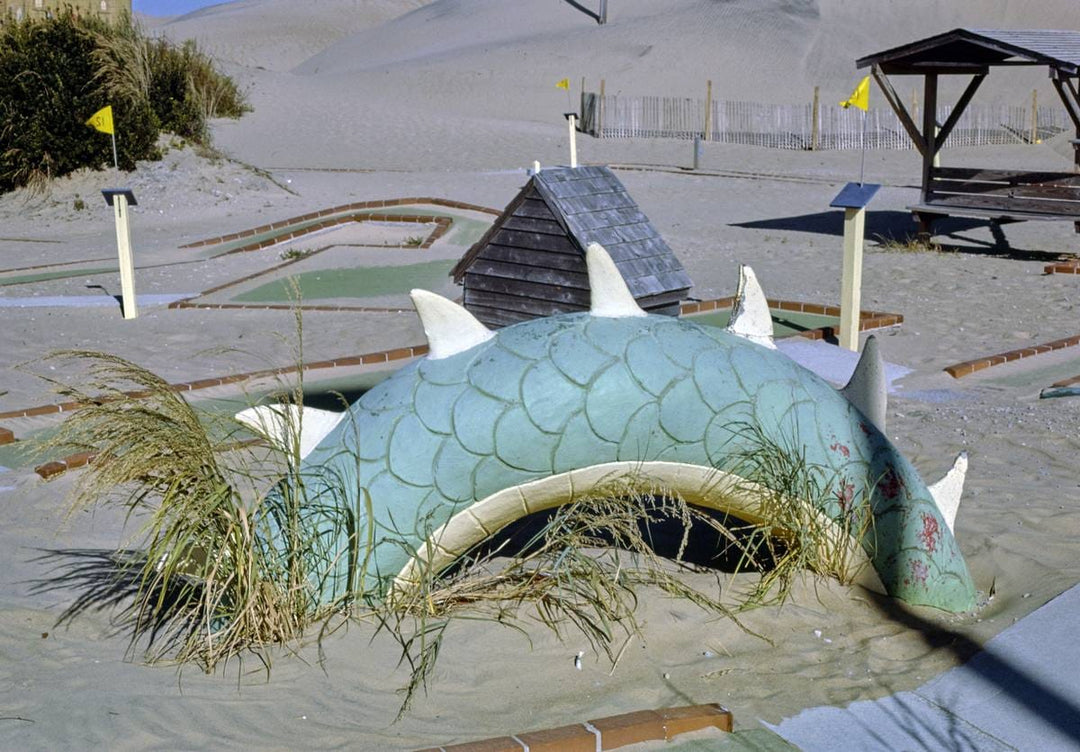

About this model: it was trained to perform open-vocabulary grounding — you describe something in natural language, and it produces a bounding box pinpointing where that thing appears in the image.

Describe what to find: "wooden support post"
[811,86,820,151]
[1031,88,1039,143]
[921,74,938,204]
[840,206,865,351]
[599,78,606,137]
[704,79,713,141]
[103,189,138,320]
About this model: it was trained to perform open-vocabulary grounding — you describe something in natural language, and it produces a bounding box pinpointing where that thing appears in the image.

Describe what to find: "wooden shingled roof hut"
[451,165,692,328]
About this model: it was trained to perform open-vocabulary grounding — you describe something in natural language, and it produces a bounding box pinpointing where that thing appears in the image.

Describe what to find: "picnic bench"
[910,166,1080,235]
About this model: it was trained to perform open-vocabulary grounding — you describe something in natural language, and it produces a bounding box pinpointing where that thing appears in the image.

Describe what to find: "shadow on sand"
[838,589,1080,748]
[732,209,1077,262]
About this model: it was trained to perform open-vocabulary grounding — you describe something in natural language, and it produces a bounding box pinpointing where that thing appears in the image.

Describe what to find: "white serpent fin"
[841,334,887,433]
[235,404,345,461]
[586,242,647,318]
[410,289,495,359]
[929,452,967,534]
[726,265,776,349]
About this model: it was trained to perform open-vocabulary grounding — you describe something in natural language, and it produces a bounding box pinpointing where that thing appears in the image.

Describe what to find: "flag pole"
[111,131,118,170]
[859,109,867,185]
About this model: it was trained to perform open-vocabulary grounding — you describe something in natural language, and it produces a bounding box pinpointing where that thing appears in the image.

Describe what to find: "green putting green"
[231,259,456,303]
[685,308,837,338]
[0,267,117,286]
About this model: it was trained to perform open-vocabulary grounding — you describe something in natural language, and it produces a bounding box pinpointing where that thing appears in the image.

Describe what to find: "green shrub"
[0,12,248,194]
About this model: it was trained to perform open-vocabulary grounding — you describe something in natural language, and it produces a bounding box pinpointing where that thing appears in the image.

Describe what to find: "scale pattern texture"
[287,313,976,612]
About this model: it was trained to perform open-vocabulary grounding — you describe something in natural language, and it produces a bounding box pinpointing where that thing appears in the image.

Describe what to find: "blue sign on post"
[830,182,880,210]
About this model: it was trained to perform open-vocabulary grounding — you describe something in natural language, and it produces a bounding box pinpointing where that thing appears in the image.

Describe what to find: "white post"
[567,113,578,168]
[839,206,865,351]
[106,191,138,320]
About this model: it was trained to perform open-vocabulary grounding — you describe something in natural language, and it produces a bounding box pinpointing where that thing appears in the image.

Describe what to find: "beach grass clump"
[0,11,248,193]
[37,350,321,672]
[720,421,875,605]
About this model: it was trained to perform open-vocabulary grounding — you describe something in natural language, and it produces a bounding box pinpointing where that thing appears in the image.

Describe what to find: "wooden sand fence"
[580,88,1070,150]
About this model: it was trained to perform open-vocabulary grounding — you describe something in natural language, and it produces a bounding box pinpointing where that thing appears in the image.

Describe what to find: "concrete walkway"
[766,584,1080,751]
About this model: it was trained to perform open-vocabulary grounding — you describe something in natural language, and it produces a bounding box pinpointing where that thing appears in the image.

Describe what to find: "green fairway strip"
[232,259,456,302]
[685,309,837,338]
[0,267,116,286]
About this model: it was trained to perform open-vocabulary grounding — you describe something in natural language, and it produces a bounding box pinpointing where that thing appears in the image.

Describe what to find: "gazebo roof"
[857,28,1080,75]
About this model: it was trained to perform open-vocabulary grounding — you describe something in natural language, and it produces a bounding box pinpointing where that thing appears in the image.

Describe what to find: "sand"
[2,1,1080,748]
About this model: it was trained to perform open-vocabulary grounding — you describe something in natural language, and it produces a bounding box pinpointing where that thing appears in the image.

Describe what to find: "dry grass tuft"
[36,350,325,674]
[873,233,943,254]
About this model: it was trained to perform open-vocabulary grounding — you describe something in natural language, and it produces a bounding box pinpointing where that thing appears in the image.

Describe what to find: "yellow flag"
[86,105,114,135]
[840,76,870,111]
[555,78,569,90]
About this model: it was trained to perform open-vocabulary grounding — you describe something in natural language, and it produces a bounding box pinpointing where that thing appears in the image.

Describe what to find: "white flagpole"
[859,109,867,185]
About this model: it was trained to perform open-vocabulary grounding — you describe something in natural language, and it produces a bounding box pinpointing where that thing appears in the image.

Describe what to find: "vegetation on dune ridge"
[36,342,871,716]
[0,11,248,194]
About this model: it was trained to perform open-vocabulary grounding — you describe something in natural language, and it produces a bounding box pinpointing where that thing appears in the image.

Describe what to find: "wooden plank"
[515,197,560,220]
[932,182,1080,202]
[491,228,580,253]
[500,215,568,235]
[467,259,590,288]
[479,243,587,270]
[914,197,1080,217]
[464,301,535,329]
[639,290,690,309]
[465,289,588,318]
[466,273,593,301]
[932,167,1080,186]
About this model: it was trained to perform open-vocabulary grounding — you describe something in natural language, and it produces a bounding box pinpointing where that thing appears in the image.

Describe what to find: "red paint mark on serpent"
[880,467,906,499]
[830,441,850,458]
[909,559,929,586]
[919,512,940,553]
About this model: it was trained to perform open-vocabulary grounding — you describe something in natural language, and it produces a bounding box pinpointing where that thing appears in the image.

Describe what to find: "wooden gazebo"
[452,165,692,328]
[857,29,1080,235]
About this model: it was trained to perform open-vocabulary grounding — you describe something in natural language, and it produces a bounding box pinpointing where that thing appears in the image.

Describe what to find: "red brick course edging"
[1044,259,1080,275]
[944,333,1080,378]
[178,198,499,250]
[415,703,732,752]
[214,214,452,256]
[5,343,431,479]
[1050,373,1080,388]
[679,297,904,340]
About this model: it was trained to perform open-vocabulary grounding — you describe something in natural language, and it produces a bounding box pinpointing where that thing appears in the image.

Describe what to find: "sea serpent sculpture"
[238,244,977,613]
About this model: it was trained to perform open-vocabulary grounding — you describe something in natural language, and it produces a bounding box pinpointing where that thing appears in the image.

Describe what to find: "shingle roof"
[857,28,1080,74]
[454,165,692,299]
